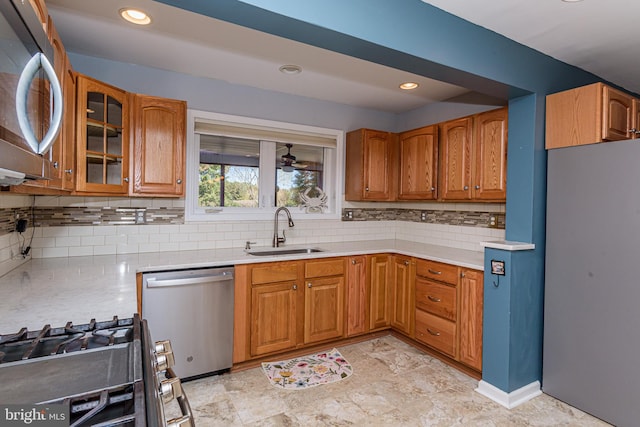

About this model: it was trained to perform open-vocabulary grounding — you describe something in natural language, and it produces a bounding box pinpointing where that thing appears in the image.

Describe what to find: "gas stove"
[0,315,193,426]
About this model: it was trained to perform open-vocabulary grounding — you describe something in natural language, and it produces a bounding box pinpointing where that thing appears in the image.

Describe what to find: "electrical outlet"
[135,210,146,224]
[489,215,497,228]
[420,211,427,221]
[345,210,353,219]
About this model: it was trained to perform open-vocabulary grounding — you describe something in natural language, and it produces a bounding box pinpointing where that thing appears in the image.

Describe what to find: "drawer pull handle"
[427,295,441,303]
[427,328,440,336]
[428,269,442,275]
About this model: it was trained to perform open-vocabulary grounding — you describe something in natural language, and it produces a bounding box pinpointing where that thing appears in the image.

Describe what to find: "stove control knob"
[155,340,173,354]
[156,351,175,372]
[167,415,193,427]
[159,377,183,403]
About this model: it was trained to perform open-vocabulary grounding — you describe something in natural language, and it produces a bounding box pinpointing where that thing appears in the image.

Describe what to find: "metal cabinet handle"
[53,161,59,169]
[475,185,480,189]
[124,177,129,183]
[461,272,466,278]
[177,178,182,184]
[365,187,369,191]
[404,260,410,266]
[431,187,435,191]
[463,186,469,190]
[64,169,73,174]
[427,328,441,336]
[292,284,297,290]
[351,259,357,265]
[427,295,441,303]
[16,53,63,155]
[427,269,441,275]
[307,283,312,288]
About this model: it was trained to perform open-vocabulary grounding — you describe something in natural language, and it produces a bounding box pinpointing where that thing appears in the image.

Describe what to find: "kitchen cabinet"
[390,255,414,335]
[47,18,75,191]
[345,129,397,201]
[304,258,345,344]
[249,262,300,357]
[439,117,473,200]
[546,82,638,149]
[368,254,392,330]
[414,260,458,357]
[458,268,484,371]
[240,258,345,359]
[474,107,508,200]
[131,94,186,196]
[398,125,438,200]
[75,74,130,194]
[346,255,367,337]
[440,108,507,201]
[28,0,48,31]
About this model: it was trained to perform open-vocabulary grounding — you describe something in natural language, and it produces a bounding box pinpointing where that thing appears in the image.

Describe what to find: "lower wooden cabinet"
[390,255,414,335]
[346,255,367,336]
[458,268,484,371]
[234,255,483,374]
[368,254,392,331]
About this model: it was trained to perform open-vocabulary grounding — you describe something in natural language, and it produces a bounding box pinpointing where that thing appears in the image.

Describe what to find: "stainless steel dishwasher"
[142,266,234,380]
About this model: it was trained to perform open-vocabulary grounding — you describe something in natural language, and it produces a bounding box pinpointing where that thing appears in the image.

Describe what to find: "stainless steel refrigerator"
[544,139,640,427]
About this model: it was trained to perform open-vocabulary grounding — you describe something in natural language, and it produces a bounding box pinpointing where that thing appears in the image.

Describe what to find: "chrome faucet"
[273,207,294,247]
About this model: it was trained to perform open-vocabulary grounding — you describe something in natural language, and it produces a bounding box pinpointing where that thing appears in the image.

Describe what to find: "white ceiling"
[45,0,640,114]
[424,0,640,96]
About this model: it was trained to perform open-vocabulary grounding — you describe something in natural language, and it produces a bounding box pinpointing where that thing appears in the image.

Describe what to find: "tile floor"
[181,336,610,426]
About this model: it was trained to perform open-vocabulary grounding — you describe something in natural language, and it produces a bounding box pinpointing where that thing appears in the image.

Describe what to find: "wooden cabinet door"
[345,129,396,201]
[633,99,640,139]
[304,276,345,344]
[390,255,414,335]
[602,86,634,141]
[473,108,507,200]
[131,94,186,196]
[398,126,437,200]
[440,117,473,200]
[363,130,394,200]
[75,75,129,194]
[251,282,298,356]
[369,254,391,330]
[458,269,484,371]
[346,256,367,336]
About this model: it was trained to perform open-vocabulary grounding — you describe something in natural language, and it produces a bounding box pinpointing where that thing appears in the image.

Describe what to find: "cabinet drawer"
[305,258,344,278]
[415,279,456,321]
[251,263,298,285]
[415,260,458,285]
[415,309,456,357]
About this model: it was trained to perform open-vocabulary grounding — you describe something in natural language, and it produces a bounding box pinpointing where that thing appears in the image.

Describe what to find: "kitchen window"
[186,110,343,221]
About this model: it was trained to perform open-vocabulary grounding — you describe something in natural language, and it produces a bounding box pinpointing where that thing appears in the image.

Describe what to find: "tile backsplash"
[0,195,506,260]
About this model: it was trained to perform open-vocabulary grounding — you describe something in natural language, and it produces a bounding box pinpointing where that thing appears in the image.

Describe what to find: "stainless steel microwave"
[0,0,63,186]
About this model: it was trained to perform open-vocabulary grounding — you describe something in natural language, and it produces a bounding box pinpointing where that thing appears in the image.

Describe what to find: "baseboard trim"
[476,380,542,409]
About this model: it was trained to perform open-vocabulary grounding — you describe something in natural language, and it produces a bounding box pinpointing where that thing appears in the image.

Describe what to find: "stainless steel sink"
[247,247,324,256]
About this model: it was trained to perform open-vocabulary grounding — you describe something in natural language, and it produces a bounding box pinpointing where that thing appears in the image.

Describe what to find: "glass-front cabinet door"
[75,74,129,193]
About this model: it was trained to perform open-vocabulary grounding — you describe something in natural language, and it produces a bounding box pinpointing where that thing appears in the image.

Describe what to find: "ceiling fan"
[280,143,311,172]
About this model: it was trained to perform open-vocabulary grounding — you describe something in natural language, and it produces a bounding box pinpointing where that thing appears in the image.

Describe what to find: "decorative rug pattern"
[261,348,353,389]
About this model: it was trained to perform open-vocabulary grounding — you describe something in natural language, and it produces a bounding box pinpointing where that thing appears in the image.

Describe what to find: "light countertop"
[0,240,484,332]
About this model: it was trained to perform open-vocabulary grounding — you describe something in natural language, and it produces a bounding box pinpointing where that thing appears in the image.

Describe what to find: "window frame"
[185,109,344,222]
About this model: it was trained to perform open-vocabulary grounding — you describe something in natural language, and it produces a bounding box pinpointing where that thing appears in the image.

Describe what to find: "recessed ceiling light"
[399,82,419,90]
[119,8,151,25]
[279,64,302,74]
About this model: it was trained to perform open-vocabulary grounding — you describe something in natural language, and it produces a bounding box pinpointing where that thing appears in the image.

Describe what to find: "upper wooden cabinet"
[440,108,507,201]
[474,108,508,200]
[75,74,130,194]
[131,94,186,196]
[439,117,473,200]
[398,125,438,200]
[546,82,639,149]
[345,129,396,201]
